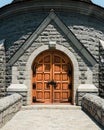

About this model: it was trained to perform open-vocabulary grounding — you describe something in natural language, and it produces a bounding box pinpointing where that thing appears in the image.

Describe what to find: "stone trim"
[7,84,27,105]
[25,44,79,105]
[8,11,97,66]
[77,84,98,92]
[1,0,104,22]
[77,84,98,105]
[7,84,27,91]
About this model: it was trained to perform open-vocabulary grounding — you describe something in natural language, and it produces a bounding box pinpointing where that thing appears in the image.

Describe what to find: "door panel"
[32,50,72,104]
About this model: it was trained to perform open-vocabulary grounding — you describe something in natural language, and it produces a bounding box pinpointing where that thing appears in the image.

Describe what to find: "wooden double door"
[32,50,72,104]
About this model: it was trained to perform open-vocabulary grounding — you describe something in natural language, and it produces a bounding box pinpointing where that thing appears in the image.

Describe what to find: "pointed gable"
[8,11,97,66]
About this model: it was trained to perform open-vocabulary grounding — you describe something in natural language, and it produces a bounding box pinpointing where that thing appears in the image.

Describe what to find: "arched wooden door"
[32,50,73,104]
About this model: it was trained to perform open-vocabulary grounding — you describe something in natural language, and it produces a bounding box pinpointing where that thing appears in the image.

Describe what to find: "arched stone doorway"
[25,44,79,105]
[32,50,73,104]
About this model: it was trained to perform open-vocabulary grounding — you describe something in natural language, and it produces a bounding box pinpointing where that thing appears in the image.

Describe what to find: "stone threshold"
[22,104,81,110]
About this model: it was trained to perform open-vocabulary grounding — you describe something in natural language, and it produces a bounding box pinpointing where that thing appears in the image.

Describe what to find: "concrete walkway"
[1,105,103,130]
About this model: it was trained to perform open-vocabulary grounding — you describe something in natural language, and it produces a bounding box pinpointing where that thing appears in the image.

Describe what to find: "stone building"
[0,0,104,105]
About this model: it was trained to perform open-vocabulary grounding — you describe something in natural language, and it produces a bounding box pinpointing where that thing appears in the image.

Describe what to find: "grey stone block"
[77,84,98,105]
[82,94,104,127]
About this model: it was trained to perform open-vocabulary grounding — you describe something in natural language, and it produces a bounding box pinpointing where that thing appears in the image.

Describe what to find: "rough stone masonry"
[82,94,104,127]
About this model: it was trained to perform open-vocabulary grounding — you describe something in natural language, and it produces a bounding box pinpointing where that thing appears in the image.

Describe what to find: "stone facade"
[1,12,102,87]
[0,0,103,105]
[82,94,104,127]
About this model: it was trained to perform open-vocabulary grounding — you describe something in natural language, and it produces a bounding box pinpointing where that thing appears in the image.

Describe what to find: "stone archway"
[25,44,79,105]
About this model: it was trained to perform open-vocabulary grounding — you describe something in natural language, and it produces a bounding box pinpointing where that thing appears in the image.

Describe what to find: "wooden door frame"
[25,44,79,105]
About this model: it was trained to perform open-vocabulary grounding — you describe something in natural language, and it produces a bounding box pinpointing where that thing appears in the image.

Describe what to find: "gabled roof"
[8,10,97,66]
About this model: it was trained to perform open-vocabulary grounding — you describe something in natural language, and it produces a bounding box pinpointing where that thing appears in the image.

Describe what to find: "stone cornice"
[0,0,104,21]
[12,0,92,4]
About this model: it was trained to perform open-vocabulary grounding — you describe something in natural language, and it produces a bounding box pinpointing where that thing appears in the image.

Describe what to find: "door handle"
[47,80,57,88]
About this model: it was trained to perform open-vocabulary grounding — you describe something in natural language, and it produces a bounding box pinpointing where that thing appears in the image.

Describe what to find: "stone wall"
[13,19,99,85]
[0,10,103,104]
[1,12,102,87]
[99,41,104,98]
[0,12,47,87]
[15,22,84,84]
[82,94,104,127]
[0,12,47,62]
[0,93,22,128]
[59,13,102,87]
[12,19,99,104]
[0,40,6,98]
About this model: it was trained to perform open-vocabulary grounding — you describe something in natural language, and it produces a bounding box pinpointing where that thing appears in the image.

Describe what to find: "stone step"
[22,104,81,110]
[2,105,101,130]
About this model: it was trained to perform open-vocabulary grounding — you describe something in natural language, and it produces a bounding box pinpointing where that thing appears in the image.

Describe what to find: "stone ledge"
[77,84,98,92]
[7,84,27,91]
[22,105,81,110]
[82,94,104,127]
